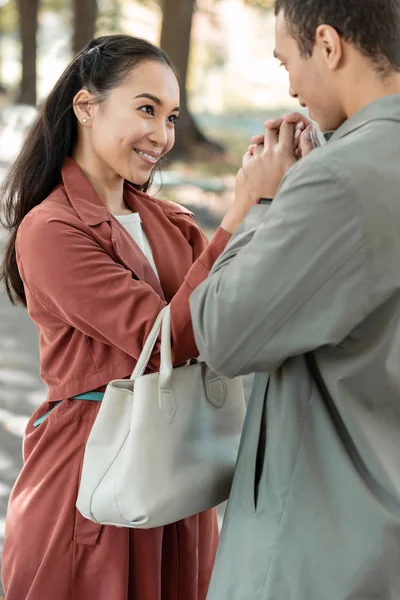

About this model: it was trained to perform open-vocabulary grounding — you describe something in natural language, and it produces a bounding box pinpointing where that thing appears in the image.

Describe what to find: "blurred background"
[0,0,298,593]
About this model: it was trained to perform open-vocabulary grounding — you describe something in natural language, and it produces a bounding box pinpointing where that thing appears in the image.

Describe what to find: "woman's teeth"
[135,150,158,163]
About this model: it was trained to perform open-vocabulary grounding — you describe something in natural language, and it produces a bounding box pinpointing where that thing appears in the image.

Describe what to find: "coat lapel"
[110,212,165,299]
[61,158,165,298]
[124,187,192,303]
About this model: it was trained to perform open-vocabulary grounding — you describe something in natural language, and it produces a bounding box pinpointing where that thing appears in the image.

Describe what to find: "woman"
[0,35,254,600]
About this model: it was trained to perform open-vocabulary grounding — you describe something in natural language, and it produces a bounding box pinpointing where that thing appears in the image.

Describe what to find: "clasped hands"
[236,113,320,203]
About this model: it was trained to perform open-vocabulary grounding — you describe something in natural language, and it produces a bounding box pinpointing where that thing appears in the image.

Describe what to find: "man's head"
[274,0,400,131]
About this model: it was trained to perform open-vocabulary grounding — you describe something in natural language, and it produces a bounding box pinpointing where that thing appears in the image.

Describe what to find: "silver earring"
[82,118,87,123]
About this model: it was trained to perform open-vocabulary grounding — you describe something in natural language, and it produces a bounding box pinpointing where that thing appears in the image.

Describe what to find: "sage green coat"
[190,95,400,600]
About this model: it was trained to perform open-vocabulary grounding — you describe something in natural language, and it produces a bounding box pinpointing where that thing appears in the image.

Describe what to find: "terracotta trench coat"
[2,157,230,600]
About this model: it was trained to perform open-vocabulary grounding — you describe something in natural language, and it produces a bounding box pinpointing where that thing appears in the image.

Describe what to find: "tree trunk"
[160,0,223,158]
[72,0,98,55]
[16,0,40,106]
[0,7,6,94]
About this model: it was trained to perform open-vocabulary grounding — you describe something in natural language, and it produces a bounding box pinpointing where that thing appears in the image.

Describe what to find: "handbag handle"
[129,305,178,422]
[130,306,167,381]
[130,305,226,422]
[159,304,174,390]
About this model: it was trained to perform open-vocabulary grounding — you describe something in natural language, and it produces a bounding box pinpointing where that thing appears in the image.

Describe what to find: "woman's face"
[88,60,180,186]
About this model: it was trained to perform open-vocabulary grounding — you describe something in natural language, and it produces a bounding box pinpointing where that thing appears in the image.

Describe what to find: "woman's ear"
[73,89,97,126]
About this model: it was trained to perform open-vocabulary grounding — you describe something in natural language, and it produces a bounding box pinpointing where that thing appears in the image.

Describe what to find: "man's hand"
[241,120,297,201]
[249,112,320,161]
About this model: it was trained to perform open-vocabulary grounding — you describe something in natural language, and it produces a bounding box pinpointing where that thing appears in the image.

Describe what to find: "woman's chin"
[124,171,153,187]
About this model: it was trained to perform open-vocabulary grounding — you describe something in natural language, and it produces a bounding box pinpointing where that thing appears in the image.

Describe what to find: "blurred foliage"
[97,0,123,34]
[244,0,274,7]
[41,0,68,10]
[0,1,18,33]
[0,0,274,36]
[139,0,274,10]
[0,0,124,36]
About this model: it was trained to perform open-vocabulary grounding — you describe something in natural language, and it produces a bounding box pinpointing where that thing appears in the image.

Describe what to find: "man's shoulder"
[286,118,400,190]
[312,118,400,171]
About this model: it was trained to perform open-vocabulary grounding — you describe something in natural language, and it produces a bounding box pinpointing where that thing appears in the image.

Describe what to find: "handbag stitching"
[206,376,227,408]
[159,389,177,423]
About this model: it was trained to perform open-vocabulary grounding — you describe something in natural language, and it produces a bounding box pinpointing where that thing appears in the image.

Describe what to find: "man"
[189,1,400,599]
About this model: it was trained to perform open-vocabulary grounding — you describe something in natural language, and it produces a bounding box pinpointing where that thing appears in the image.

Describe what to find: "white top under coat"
[115,212,160,280]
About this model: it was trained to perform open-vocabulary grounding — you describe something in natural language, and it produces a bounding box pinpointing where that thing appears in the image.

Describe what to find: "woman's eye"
[168,114,179,125]
[139,105,154,116]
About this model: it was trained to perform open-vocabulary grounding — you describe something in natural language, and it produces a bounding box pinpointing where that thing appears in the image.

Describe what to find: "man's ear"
[315,24,343,70]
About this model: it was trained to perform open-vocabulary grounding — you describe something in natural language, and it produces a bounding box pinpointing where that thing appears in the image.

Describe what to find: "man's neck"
[343,70,400,120]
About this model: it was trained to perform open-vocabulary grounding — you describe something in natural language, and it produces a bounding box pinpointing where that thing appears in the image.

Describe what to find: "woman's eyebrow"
[134,93,180,112]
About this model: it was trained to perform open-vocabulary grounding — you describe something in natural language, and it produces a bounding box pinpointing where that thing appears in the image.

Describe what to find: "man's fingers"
[264,117,284,130]
[253,116,306,145]
[283,112,312,127]
[250,134,265,144]
[242,150,253,169]
[253,142,264,157]
[264,125,279,150]
[251,118,283,145]
[299,126,315,158]
[294,126,303,141]
[278,120,295,154]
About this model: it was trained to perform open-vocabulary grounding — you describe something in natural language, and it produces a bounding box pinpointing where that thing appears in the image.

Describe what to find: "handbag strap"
[130,307,167,380]
[129,305,180,393]
[159,304,173,390]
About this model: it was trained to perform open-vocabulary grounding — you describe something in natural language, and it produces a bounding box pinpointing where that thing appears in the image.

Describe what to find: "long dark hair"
[1,35,173,306]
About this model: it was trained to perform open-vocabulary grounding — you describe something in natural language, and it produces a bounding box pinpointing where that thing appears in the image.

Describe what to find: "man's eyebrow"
[134,93,180,112]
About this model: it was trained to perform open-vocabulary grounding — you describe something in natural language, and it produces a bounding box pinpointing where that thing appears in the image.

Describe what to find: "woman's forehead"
[117,61,180,103]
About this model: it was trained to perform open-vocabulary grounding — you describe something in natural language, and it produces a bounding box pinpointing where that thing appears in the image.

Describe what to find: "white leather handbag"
[76,304,246,529]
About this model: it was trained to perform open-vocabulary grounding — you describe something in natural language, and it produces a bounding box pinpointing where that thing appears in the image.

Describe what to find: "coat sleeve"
[189,161,371,377]
[167,214,232,364]
[16,210,230,370]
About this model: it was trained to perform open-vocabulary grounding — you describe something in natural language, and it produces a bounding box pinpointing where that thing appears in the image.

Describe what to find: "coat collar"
[62,157,110,226]
[328,94,400,143]
[60,157,178,300]
[61,156,185,224]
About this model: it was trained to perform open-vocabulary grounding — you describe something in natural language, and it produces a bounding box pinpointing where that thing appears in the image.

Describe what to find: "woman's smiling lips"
[134,149,161,165]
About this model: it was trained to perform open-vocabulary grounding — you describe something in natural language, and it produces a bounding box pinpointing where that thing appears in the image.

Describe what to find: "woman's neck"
[72,149,133,216]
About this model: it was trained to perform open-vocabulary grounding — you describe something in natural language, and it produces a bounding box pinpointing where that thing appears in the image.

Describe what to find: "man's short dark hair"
[275,0,400,75]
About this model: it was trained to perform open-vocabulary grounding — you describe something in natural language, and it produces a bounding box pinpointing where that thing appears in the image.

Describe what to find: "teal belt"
[33,392,104,427]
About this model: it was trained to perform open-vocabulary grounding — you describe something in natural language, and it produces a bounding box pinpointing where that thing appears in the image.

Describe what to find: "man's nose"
[289,86,298,99]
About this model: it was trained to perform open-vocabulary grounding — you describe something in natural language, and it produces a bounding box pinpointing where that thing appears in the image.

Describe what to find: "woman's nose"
[149,121,168,148]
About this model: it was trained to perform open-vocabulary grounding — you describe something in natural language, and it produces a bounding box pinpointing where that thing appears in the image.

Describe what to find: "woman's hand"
[241,119,298,201]
[221,167,255,235]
